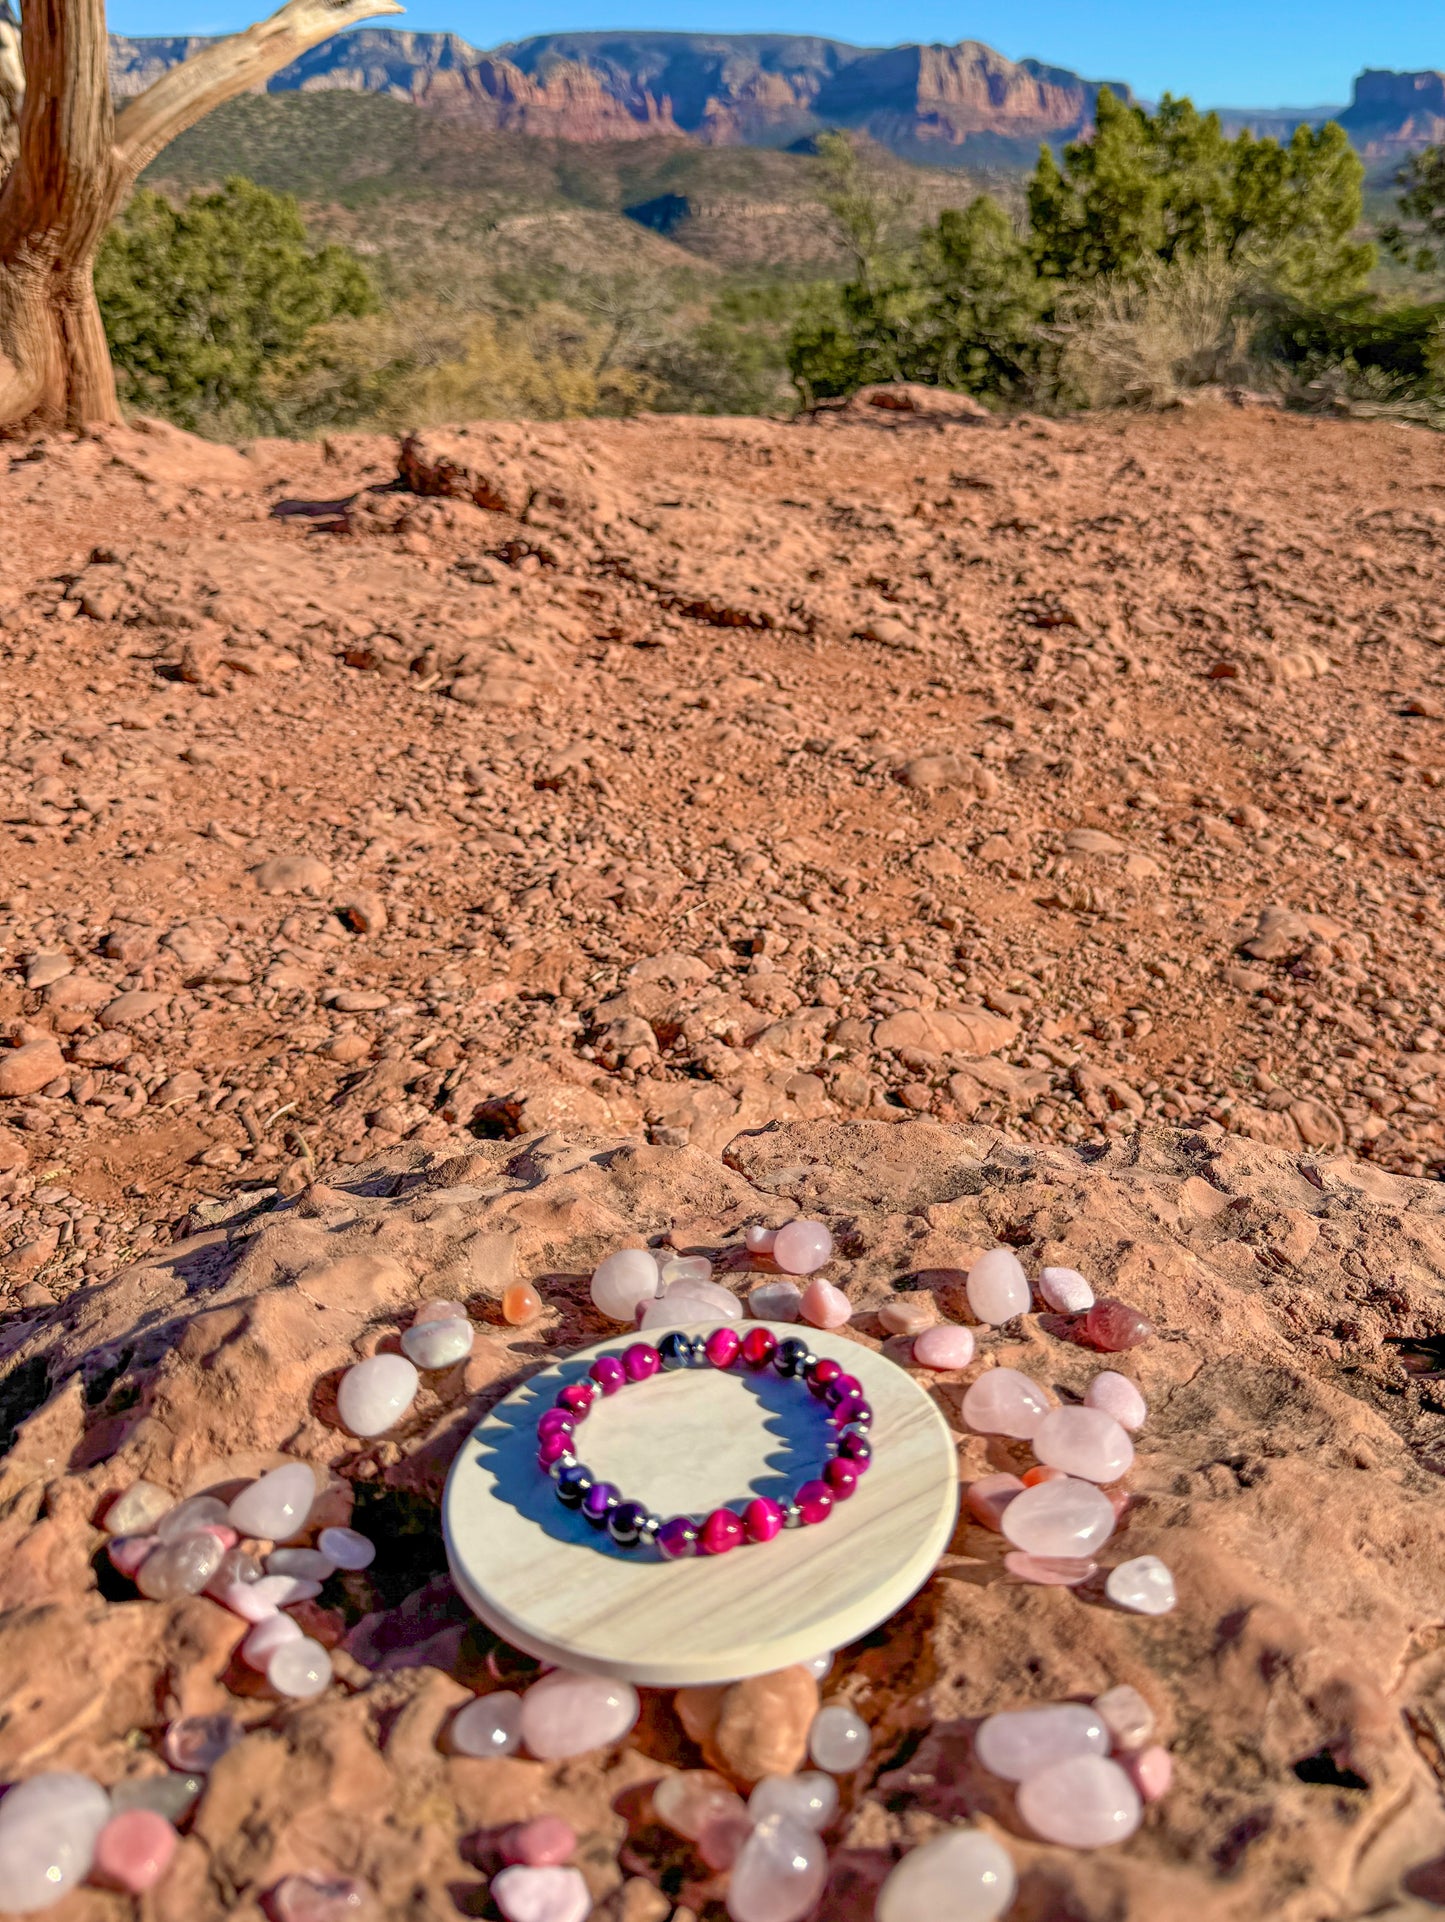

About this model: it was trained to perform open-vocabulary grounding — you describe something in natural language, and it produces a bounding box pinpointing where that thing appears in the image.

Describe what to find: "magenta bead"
[537,1430,574,1467]
[839,1431,872,1467]
[808,1357,843,1397]
[589,1355,626,1396]
[699,1508,746,1555]
[705,1326,742,1369]
[741,1327,777,1369]
[795,1479,834,1525]
[537,1409,575,1438]
[831,1394,871,1428]
[623,1342,661,1382]
[824,1458,860,1499]
[826,1373,863,1405]
[557,1381,596,1416]
[743,1496,785,1543]
[657,1516,698,1560]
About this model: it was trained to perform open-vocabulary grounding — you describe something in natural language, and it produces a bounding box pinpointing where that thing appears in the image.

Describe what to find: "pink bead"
[965,1473,1024,1532]
[537,1430,573,1467]
[705,1326,742,1368]
[92,1809,178,1892]
[1032,1406,1134,1484]
[1125,1744,1173,1802]
[773,1220,834,1275]
[794,1479,834,1525]
[743,1496,785,1543]
[823,1458,860,1499]
[911,1323,975,1370]
[961,1367,1051,1439]
[1004,1551,1099,1586]
[501,1815,577,1866]
[1085,1371,1147,1430]
[108,1534,158,1577]
[699,1508,745,1555]
[1084,1299,1155,1351]
[537,1410,575,1438]
[799,1276,851,1328]
[557,1382,595,1416]
[622,1342,660,1382]
[588,1355,626,1396]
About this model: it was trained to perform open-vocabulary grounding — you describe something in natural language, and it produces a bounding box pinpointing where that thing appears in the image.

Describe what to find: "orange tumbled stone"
[503,1281,541,1325]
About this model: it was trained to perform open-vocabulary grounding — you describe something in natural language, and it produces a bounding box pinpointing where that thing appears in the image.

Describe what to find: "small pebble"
[267,1637,333,1699]
[1085,1371,1147,1431]
[163,1714,242,1773]
[501,1815,577,1866]
[965,1247,1030,1324]
[520,1670,639,1759]
[318,1526,376,1570]
[975,1704,1108,1781]
[748,1279,803,1321]
[748,1771,838,1831]
[503,1282,542,1325]
[1084,1298,1154,1351]
[270,1872,374,1922]
[878,1295,935,1336]
[960,1366,1050,1439]
[1016,1753,1142,1848]
[911,1322,974,1370]
[799,1276,851,1329]
[451,1690,524,1757]
[268,1546,335,1581]
[155,1494,230,1542]
[772,1220,833,1276]
[808,1703,871,1773]
[491,1864,591,1922]
[726,1813,827,1922]
[964,1473,1024,1532]
[1093,1684,1155,1751]
[653,1771,747,1841]
[92,1809,178,1892]
[241,1614,304,1671]
[400,1317,475,1368]
[1000,1478,1117,1558]
[1038,1265,1094,1315]
[413,1299,467,1323]
[1003,1551,1098,1586]
[1031,1406,1134,1484]
[874,1827,1017,1922]
[590,1248,660,1321]
[336,1354,419,1437]
[1125,1744,1173,1802]
[227,1462,317,1541]
[1105,1554,1177,1615]
[104,1480,172,1536]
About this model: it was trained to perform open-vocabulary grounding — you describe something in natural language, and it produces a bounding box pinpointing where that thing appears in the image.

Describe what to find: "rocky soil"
[0,1118,1442,1919]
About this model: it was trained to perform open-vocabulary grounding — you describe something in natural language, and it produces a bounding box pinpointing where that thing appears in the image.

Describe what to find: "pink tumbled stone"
[519,1670,639,1759]
[108,1534,158,1577]
[92,1809,178,1893]
[270,1872,374,1921]
[240,1613,303,1671]
[965,1473,1024,1532]
[1084,1298,1154,1351]
[912,1323,975,1371]
[1032,1406,1134,1484]
[491,1864,591,1922]
[745,1225,779,1255]
[773,1219,834,1276]
[1038,1265,1094,1314]
[961,1366,1051,1439]
[1085,1371,1147,1431]
[799,1276,851,1328]
[414,1299,468,1323]
[1016,1753,1143,1848]
[975,1703,1109,1781]
[1004,1551,1099,1586]
[965,1247,1030,1324]
[1000,1476,1117,1558]
[501,1816,577,1867]
[1125,1744,1173,1803]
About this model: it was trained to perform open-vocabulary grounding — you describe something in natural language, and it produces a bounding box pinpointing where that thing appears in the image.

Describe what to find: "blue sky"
[106,0,1442,109]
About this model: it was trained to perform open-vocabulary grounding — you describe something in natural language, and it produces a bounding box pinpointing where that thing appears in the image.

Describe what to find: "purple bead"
[825,1373,863,1407]
[808,1357,843,1398]
[839,1431,873,1468]
[795,1479,834,1525]
[743,1496,785,1543]
[607,1500,649,1547]
[557,1382,596,1416]
[699,1508,746,1555]
[537,1430,574,1467]
[581,1481,620,1528]
[830,1394,871,1429]
[824,1458,860,1499]
[705,1326,742,1369]
[741,1327,777,1370]
[589,1355,626,1397]
[622,1342,661,1382]
[656,1516,699,1560]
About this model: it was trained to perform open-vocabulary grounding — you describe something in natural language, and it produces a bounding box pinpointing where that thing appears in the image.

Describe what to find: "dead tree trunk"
[0,0,400,437]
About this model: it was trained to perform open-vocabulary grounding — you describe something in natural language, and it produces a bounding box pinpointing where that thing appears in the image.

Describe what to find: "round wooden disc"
[442,1322,959,1687]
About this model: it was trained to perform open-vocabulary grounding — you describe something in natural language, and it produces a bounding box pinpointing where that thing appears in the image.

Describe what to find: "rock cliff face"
[1338,67,1445,155]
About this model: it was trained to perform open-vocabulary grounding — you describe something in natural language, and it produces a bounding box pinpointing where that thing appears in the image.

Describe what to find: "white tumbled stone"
[400,1317,475,1368]
[336,1354,419,1437]
[874,1828,1016,1922]
[227,1463,316,1541]
[1105,1555,1177,1615]
[590,1248,660,1321]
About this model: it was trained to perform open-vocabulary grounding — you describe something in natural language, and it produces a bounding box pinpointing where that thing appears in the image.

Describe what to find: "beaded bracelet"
[536,1327,874,1558]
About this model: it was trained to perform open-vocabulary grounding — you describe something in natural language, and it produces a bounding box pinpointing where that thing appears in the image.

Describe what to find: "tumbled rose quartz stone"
[503,1282,542,1325]
[163,1714,242,1773]
[1105,1554,1177,1615]
[501,1816,578,1867]
[269,1547,335,1580]
[1038,1265,1095,1315]
[725,1813,828,1922]
[137,1531,225,1600]
[0,1815,94,1912]
[491,1865,591,1922]
[270,1872,375,1922]
[878,1295,935,1336]
[874,1827,1017,1922]
[1016,1753,1143,1848]
[401,1317,475,1368]
[1004,1551,1098,1586]
[590,1248,660,1321]
[965,1248,1030,1325]
[1093,1684,1155,1752]
[912,1323,975,1371]
[1085,1298,1154,1351]
[228,1463,317,1541]
[1032,1406,1134,1484]
[520,1670,639,1759]
[156,1494,230,1542]
[745,1225,779,1255]
[960,1367,1051,1439]
[660,1254,714,1287]
[641,1278,743,1328]
[1125,1745,1173,1802]
[654,1770,748,1841]
[975,1704,1109,1781]
[1000,1477,1117,1558]
[809,1703,871,1772]
[1085,1371,1147,1431]
[104,1480,172,1536]
[214,1571,319,1622]
[268,1638,333,1700]
[451,1691,523,1757]
[965,1473,1024,1532]
[749,1280,803,1321]
[803,1652,834,1682]
[799,1276,851,1329]
[336,1354,420,1437]
[748,1772,838,1831]
[241,1613,304,1671]
[773,1219,834,1276]
[92,1809,178,1893]
[0,1773,111,1845]
[318,1526,375,1571]
[413,1299,467,1323]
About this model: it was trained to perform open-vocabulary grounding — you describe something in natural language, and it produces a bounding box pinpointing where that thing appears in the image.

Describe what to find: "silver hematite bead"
[547,1452,578,1479]
[637,1514,661,1545]
[782,1501,804,1529]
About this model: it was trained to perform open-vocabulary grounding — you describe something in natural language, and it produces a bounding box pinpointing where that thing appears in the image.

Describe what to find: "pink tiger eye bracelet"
[537,1328,874,1557]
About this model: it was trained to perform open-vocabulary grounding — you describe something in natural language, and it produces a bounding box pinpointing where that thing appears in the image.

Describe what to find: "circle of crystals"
[536,1328,875,1557]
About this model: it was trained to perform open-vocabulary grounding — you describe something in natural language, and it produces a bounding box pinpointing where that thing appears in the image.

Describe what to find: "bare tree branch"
[113,0,403,180]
